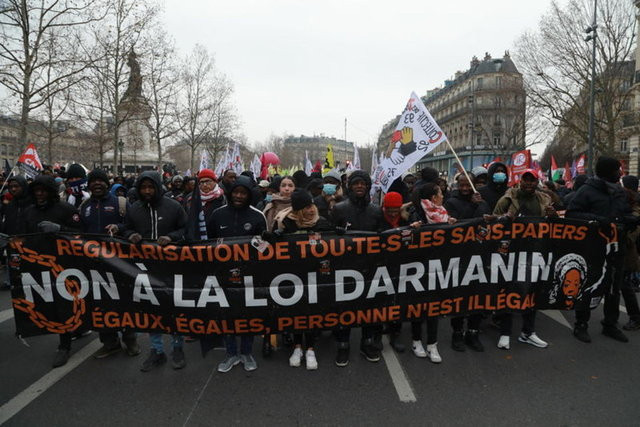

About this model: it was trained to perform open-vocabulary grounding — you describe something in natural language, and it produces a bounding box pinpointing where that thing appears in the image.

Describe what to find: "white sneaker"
[305,349,318,370]
[426,343,442,363]
[289,347,303,367]
[518,332,548,348]
[497,335,510,350]
[412,340,427,358]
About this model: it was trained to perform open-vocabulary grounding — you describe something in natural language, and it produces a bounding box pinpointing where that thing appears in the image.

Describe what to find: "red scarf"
[383,212,401,228]
[421,199,450,223]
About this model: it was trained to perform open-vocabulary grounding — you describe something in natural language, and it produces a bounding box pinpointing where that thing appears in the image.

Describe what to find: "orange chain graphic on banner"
[11,240,85,334]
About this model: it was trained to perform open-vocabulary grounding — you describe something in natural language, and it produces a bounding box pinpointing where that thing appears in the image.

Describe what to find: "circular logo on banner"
[243,223,252,231]
[514,153,526,167]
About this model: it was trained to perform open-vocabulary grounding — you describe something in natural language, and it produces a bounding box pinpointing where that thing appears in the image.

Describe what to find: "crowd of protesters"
[1,156,639,373]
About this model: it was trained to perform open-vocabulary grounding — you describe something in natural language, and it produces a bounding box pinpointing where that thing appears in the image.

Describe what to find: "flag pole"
[445,139,477,193]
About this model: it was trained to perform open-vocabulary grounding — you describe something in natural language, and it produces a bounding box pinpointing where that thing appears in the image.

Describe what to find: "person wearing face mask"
[478,162,509,211]
[314,170,343,219]
[567,157,637,344]
[263,176,295,231]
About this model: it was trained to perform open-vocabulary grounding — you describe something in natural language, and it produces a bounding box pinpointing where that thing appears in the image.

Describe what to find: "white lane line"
[380,336,416,403]
[0,339,101,425]
[540,310,572,329]
[0,309,13,324]
[182,366,216,427]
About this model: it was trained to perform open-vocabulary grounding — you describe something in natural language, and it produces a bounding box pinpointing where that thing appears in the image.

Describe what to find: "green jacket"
[493,187,552,216]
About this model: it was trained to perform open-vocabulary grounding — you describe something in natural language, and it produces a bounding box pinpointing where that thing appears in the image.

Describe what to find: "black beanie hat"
[595,156,620,178]
[622,175,639,190]
[87,168,109,184]
[67,163,86,180]
[347,170,372,189]
[420,167,439,183]
[291,189,313,211]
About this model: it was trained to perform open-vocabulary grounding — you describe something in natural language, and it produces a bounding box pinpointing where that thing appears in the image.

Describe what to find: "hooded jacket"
[207,175,267,238]
[566,177,631,222]
[80,192,127,234]
[443,189,490,220]
[121,171,187,241]
[24,175,82,233]
[1,175,33,235]
[330,170,382,231]
[478,162,508,211]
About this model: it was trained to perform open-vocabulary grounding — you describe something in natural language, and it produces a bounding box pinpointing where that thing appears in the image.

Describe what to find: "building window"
[476,78,483,89]
[620,139,628,152]
[493,133,501,146]
[495,76,502,88]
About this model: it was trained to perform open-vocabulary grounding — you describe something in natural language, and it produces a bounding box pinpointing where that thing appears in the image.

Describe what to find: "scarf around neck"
[421,198,450,224]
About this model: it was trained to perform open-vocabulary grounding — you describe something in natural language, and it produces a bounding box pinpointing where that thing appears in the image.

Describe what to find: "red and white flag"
[17,144,43,177]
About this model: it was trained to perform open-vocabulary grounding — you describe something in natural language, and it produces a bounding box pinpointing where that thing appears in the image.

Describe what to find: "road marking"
[182,366,216,427]
[0,309,13,324]
[540,310,572,329]
[0,339,101,425]
[380,336,416,403]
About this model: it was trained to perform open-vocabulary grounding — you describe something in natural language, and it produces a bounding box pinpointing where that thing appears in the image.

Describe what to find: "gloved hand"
[261,230,275,244]
[38,221,61,233]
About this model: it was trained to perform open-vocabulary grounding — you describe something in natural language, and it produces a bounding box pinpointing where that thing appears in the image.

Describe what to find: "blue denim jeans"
[224,335,253,356]
[150,333,184,353]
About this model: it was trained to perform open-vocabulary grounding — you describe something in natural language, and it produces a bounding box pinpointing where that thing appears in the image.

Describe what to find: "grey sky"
[165,0,558,155]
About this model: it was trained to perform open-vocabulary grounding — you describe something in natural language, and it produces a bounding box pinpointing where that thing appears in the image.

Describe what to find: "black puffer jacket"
[24,175,82,233]
[331,197,382,231]
[121,171,187,242]
[207,176,267,238]
[566,177,631,222]
[478,162,508,211]
[2,175,33,235]
[444,190,490,220]
[280,215,333,234]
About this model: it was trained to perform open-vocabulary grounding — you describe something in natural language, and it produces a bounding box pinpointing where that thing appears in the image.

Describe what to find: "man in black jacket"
[330,170,383,367]
[120,171,188,371]
[207,175,267,373]
[444,173,490,352]
[478,162,509,211]
[24,175,83,368]
[2,175,32,235]
[567,157,632,343]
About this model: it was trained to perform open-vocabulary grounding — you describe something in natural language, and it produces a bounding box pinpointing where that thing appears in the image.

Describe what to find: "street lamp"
[118,138,124,175]
[585,0,598,176]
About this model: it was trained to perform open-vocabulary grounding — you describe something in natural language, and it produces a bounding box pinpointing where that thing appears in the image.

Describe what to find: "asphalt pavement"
[1,276,639,426]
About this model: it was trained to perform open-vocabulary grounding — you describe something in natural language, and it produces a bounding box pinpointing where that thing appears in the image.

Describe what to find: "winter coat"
[566,177,631,222]
[24,175,82,233]
[493,187,553,217]
[79,193,127,234]
[207,176,267,238]
[330,195,382,232]
[443,190,490,220]
[121,171,187,242]
[263,195,291,232]
[1,176,33,235]
[477,162,508,211]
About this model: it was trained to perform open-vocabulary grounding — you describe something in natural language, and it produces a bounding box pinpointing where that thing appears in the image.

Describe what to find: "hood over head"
[8,175,29,198]
[229,175,255,206]
[29,174,60,202]
[135,171,163,204]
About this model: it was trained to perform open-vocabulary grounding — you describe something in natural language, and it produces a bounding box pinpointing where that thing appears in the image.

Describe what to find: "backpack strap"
[117,196,127,218]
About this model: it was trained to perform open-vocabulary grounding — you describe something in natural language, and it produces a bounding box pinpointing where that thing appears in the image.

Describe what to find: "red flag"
[563,162,572,184]
[510,149,532,186]
[551,155,558,171]
[16,143,43,177]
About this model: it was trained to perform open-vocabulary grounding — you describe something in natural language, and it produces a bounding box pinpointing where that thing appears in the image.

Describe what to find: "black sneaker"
[140,350,167,372]
[93,342,121,359]
[373,334,383,351]
[389,333,405,353]
[464,330,484,352]
[622,319,640,331]
[451,331,466,352]
[335,346,350,367]
[602,325,629,343]
[52,349,70,368]
[360,343,381,362]
[573,324,591,343]
[123,339,141,357]
[171,347,186,369]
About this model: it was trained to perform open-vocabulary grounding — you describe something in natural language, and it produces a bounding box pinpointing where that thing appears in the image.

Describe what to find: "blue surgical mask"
[323,183,337,195]
[493,172,507,183]
[265,194,273,202]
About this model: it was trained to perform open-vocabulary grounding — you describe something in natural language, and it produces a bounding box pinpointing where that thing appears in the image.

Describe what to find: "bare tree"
[143,28,179,167]
[0,0,104,146]
[514,0,636,157]
[176,45,236,171]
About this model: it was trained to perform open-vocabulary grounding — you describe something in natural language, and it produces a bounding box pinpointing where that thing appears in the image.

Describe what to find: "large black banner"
[9,218,618,337]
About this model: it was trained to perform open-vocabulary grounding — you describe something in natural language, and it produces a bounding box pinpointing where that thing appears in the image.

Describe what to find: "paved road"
[1,282,639,426]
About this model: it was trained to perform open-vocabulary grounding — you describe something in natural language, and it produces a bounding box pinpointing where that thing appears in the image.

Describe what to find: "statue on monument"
[123,48,143,101]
